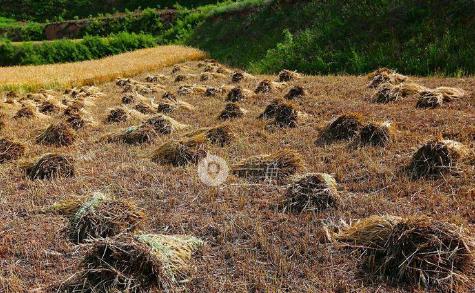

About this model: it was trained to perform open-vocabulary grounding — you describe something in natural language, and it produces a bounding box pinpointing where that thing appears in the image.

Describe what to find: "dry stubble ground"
[0,60,474,292]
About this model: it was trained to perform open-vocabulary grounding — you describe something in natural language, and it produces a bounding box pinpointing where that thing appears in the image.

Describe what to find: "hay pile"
[152,137,206,167]
[157,101,177,113]
[110,125,157,145]
[258,99,282,119]
[219,103,245,120]
[0,139,25,163]
[122,94,135,104]
[318,113,364,142]
[232,149,304,183]
[205,87,221,97]
[106,108,128,123]
[64,193,144,243]
[135,102,156,114]
[278,70,300,82]
[186,124,234,147]
[409,139,468,178]
[416,87,467,109]
[368,68,408,88]
[226,87,245,102]
[59,234,204,292]
[36,122,76,147]
[273,101,298,128]
[359,122,393,147]
[65,113,86,130]
[26,153,74,180]
[177,85,193,96]
[38,101,59,114]
[335,215,473,290]
[145,115,188,135]
[372,82,426,103]
[13,106,35,119]
[284,86,305,100]
[255,80,272,93]
[162,91,177,102]
[174,74,186,82]
[231,72,244,83]
[283,173,340,212]
[172,64,181,73]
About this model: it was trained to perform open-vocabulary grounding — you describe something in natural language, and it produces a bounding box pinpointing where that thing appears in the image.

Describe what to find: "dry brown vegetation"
[0,59,474,292]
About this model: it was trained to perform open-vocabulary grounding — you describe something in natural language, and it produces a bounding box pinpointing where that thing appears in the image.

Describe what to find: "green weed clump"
[0,32,156,66]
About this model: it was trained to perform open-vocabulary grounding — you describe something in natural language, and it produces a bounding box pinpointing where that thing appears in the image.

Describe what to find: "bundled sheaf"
[145,115,188,135]
[372,82,426,103]
[36,122,76,147]
[57,233,204,292]
[359,122,393,147]
[255,80,272,93]
[283,173,340,212]
[152,137,207,167]
[0,138,25,163]
[416,87,467,109]
[335,215,473,290]
[25,153,74,180]
[232,149,304,184]
[408,139,468,178]
[368,68,408,88]
[13,106,35,119]
[259,99,299,127]
[106,107,128,123]
[284,86,305,100]
[226,87,245,102]
[61,193,145,244]
[318,113,364,142]
[218,103,244,120]
[278,70,300,82]
[185,124,234,147]
[108,124,158,145]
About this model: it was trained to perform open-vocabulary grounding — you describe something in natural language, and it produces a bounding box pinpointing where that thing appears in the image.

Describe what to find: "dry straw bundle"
[57,193,144,243]
[335,215,473,290]
[152,136,207,167]
[106,107,128,123]
[0,138,25,163]
[233,149,304,184]
[284,85,305,100]
[255,79,272,94]
[25,153,75,180]
[38,101,60,114]
[185,124,235,147]
[359,121,393,147]
[145,114,188,135]
[283,173,340,212]
[317,113,365,143]
[259,99,299,128]
[13,106,35,119]
[58,233,204,292]
[226,86,246,102]
[409,139,469,178]
[416,87,467,109]
[218,103,245,120]
[368,68,408,88]
[107,124,158,145]
[36,122,76,147]
[372,82,426,103]
[278,69,300,82]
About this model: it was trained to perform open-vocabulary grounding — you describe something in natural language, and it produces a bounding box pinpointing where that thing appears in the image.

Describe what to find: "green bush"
[0,0,222,21]
[0,32,156,66]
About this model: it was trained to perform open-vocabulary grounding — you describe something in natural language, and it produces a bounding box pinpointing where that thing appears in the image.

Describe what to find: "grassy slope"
[187,0,475,76]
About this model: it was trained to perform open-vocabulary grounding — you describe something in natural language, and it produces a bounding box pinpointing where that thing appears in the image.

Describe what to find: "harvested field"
[0,59,474,292]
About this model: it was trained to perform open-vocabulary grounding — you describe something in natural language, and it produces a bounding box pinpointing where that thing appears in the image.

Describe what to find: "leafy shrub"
[0,32,156,66]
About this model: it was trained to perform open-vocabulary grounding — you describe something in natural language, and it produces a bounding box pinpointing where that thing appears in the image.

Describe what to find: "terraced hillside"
[0,59,474,292]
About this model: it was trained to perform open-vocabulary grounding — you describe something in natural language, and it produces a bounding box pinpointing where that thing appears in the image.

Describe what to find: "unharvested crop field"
[0,58,474,292]
[0,46,206,91]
